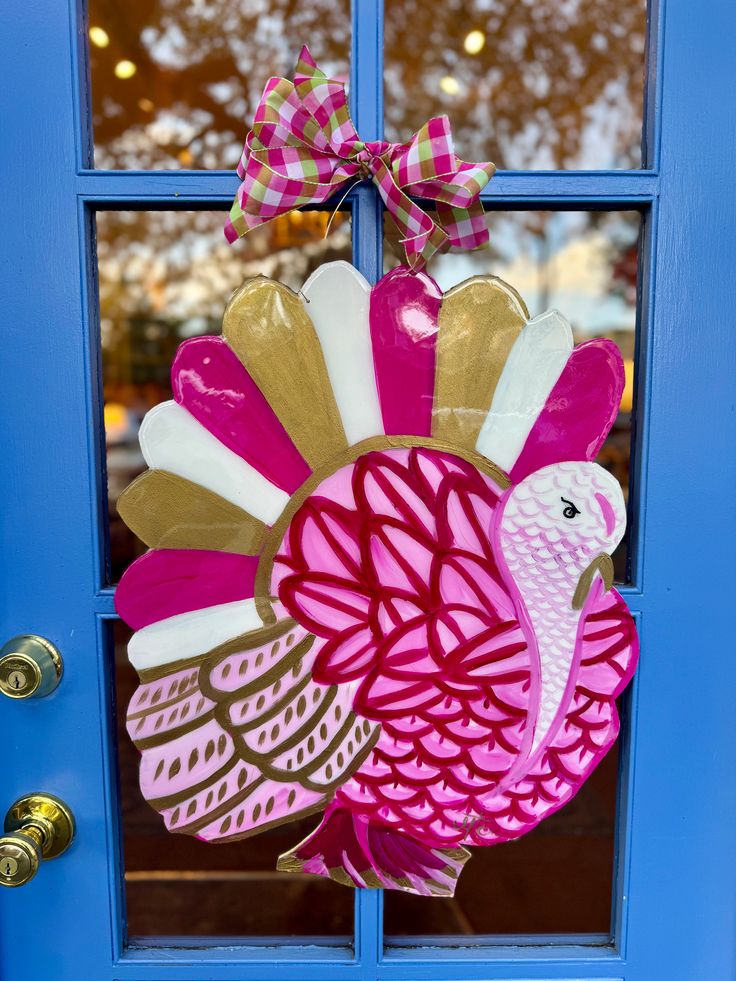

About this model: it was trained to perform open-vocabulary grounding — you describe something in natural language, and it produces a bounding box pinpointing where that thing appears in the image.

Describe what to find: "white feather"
[139,400,289,524]
[128,600,263,671]
[475,310,574,472]
[301,261,384,444]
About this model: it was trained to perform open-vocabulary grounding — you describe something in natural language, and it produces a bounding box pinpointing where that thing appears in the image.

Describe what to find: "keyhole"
[8,669,26,690]
[2,857,18,877]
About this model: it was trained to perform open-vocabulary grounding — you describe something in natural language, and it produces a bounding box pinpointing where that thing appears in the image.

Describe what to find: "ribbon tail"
[435,199,490,252]
[370,158,449,271]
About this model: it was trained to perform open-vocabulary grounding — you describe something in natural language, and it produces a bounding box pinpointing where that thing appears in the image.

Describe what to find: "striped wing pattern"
[126,620,378,842]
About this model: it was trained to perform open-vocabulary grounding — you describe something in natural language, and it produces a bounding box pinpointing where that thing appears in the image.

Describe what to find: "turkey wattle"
[116,261,638,898]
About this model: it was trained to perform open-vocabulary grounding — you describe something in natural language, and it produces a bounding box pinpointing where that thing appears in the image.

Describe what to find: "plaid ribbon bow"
[225,46,495,271]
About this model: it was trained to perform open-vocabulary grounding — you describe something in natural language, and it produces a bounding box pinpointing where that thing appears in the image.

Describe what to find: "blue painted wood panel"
[0,0,734,978]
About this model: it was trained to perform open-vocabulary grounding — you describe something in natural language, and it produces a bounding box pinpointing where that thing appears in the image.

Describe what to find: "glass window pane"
[101,210,353,937]
[384,744,620,937]
[99,209,351,584]
[385,1,648,169]
[114,623,353,939]
[382,210,639,939]
[87,1,350,168]
[386,209,640,583]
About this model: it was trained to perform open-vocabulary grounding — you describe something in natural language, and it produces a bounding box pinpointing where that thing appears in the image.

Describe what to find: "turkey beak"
[571,553,614,610]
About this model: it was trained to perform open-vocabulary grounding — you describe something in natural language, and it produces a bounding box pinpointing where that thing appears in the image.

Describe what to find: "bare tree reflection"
[89,0,351,168]
[385,0,647,168]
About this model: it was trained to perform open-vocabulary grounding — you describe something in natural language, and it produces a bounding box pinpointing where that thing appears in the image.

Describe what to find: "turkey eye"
[561,496,581,519]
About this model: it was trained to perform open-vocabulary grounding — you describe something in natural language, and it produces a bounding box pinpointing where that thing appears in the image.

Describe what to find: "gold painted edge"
[440,273,530,320]
[572,553,615,610]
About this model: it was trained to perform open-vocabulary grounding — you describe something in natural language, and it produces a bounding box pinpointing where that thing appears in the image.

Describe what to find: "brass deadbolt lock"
[0,794,75,887]
[0,635,63,699]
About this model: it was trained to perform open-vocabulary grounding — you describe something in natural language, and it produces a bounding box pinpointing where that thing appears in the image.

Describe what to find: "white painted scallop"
[139,400,289,524]
[128,599,262,671]
[475,310,574,472]
[301,261,384,444]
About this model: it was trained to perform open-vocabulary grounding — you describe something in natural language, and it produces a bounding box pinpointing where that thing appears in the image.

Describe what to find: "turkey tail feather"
[278,805,470,897]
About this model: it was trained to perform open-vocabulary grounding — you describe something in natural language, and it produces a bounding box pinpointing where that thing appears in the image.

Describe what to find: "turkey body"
[124,444,636,897]
[270,446,638,890]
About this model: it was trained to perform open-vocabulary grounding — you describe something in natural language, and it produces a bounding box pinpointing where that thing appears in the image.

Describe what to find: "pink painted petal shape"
[115,549,258,629]
[288,501,362,582]
[368,519,434,598]
[278,574,372,636]
[352,452,435,537]
[370,266,441,436]
[380,619,438,678]
[355,671,443,719]
[172,335,311,493]
[510,339,625,483]
[435,552,516,621]
[313,624,378,684]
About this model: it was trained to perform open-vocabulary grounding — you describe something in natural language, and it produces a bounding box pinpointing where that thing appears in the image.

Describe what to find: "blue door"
[1,0,735,978]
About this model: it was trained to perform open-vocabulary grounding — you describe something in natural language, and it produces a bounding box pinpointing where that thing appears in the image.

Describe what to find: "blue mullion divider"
[350,0,384,286]
[619,0,736,977]
[350,0,385,970]
[75,170,658,205]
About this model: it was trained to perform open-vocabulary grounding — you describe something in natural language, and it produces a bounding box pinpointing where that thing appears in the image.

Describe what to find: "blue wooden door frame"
[1,0,735,978]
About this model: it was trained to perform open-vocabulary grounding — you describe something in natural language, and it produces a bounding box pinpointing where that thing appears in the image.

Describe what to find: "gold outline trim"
[572,553,614,610]
[147,758,240,811]
[222,668,314,734]
[236,685,338,764]
[138,655,206,684]
[204,799,329,844]
[199,626,311,703]
[132,708,216,751]
[165,775,267,835]
[294,721,381,795]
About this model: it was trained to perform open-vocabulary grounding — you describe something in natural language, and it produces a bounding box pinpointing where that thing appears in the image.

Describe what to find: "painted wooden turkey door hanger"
[115,48,638,898]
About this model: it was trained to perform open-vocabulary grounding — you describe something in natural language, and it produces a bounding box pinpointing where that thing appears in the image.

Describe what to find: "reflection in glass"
[87,1,350,168]
[385,0,647,169]
[99,208,351,584]
[383,210,639,938]
[114,623,353,939]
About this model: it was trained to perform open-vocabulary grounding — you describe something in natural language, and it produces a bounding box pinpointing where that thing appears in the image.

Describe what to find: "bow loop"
[226,46,495,271]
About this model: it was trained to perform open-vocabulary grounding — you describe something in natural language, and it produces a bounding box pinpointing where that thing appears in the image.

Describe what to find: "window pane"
[385,1,648,168]
[87,1,350,168]
[114,623,353,939]
[384,744,621,937]
[386,209,640,583]
[100,208,351,583]
[382,210,639,939]
[101,210,353,937]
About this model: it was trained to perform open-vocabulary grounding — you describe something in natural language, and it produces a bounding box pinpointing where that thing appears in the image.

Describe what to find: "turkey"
[116,261,638,897]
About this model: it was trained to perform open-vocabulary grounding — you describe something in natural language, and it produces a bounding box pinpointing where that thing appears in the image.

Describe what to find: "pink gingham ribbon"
[225,46,495,271]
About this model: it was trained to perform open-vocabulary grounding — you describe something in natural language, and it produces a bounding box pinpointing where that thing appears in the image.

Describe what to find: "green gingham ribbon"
[225,46,495,271]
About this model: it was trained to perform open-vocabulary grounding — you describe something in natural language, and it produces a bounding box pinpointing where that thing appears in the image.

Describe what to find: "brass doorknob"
[0,635,63,699]
[0,794,75,887]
